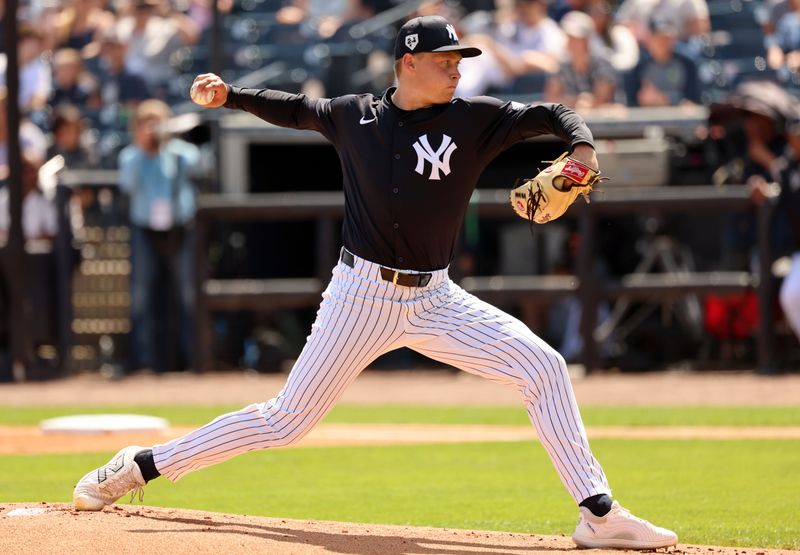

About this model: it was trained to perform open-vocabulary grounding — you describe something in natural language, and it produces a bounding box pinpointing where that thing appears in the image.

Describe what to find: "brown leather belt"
[340,248,432,288]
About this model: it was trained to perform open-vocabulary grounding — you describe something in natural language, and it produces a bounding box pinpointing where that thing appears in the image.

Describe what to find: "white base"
[40,414,169,434]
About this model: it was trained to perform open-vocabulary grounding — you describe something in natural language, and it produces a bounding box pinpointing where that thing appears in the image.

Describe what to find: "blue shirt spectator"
[773,8,800,51]
[118,101,199,229]
[120,99,199,373]
[628,16,700,106]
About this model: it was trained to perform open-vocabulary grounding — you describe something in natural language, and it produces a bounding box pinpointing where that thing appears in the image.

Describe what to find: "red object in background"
[704,292,760,340]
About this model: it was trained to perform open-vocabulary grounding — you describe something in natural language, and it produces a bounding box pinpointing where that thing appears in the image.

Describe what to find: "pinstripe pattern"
[152,251,609,503]
[404,281,609,502]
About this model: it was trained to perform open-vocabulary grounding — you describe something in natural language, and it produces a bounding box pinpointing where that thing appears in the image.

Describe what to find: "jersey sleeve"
[224,86,337,141]
[470,96,595,157]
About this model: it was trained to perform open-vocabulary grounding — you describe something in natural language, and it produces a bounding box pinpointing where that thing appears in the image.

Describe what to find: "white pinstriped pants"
[152,251,611,503]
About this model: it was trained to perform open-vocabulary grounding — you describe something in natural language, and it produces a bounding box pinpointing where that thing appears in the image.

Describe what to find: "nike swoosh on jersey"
[359,116,377,124]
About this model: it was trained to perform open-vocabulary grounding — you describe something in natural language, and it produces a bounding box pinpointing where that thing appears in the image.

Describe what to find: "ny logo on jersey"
[412,134,457,180]
[446,24,458,41]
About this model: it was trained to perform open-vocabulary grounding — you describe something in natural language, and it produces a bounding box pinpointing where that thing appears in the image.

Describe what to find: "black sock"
[579,493,613,517]
[134,449,161,483]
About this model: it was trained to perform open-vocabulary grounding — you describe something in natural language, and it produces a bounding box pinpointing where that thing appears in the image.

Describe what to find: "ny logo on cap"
[446,24,458,41]
[405,34,419,50]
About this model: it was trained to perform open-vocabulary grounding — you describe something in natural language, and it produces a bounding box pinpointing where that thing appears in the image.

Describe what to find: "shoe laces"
[613,504,648,525]
[97,458,144,500]
[128,486,145,504]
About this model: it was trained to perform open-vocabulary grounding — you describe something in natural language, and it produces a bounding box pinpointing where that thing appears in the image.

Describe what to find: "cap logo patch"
[446,24,458,41]
[405,34,419,50]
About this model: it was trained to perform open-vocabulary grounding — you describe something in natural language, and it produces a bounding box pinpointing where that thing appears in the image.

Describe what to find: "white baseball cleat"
[572,501,678,549]
[73,446,147,511]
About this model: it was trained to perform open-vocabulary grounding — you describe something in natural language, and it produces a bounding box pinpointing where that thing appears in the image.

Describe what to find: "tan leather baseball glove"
[510,152,607,225]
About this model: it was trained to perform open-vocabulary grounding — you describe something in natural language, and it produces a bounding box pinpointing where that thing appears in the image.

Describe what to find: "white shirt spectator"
[116,15,185,88]
[616,0,660,34]
[457,17,565,97]
[0,54,52,112]
[617,0,709,40]
[0,188,57,241]
[0,120,48,167]
[591,22,640,71]
[494,17,566,57]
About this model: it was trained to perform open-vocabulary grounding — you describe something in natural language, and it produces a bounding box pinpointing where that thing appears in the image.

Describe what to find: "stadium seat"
[708,0,759,30]
[232,0,282,14]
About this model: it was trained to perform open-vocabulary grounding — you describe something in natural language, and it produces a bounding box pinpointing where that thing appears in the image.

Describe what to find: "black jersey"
[224,86,595,271]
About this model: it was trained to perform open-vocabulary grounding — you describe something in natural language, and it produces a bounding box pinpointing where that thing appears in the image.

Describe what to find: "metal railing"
[50,171,777,374]
[193,185,776,373]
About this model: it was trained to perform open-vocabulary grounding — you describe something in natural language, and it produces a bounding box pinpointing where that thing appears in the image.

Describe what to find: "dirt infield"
[1,504,797,555]
[2,424,799,455]
[1,369,799,407]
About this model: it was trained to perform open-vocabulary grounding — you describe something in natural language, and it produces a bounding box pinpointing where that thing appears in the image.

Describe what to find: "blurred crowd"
[0,0,789,182]
[1,0,800,377]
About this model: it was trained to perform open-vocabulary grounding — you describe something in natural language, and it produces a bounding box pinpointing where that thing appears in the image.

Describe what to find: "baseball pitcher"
[74,15,676,549]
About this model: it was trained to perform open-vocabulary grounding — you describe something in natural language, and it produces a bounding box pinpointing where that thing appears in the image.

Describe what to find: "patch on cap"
[394,15,482,59]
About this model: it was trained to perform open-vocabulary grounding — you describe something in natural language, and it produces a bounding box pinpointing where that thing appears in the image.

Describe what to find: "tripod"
[595,217,704,348]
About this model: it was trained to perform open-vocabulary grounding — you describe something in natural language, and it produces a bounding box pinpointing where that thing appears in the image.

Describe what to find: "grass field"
[1,404,800,427]
[1,404,798,549]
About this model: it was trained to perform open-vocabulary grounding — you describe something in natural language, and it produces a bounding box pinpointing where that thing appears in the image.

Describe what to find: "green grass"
[1,439,798,549]
[0,404,799,427]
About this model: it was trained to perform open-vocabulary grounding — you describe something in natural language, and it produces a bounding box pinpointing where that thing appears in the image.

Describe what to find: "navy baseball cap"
[394,16,482,60]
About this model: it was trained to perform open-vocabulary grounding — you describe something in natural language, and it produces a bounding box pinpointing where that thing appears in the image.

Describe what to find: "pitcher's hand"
[190,73,229,108]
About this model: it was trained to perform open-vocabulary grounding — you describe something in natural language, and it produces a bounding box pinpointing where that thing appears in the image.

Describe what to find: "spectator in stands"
[414,0,467,24]
[762,0,792,37]
[457,0,565,97]
[98,29,151,116]
[0,88,47,167]
[186,0,233,36]
[548,0,591,22]
[0,153,57,246]
[119,99,199,373]
[587,0,639,72]
[544,11,618,110]
[617,0,709,43]
[495,0,565,73]
[708,81,791,271]
[767,0,800,71]
[322,0,391,96]
[750,107,800,342]
[628,16,700,106]
[0,152,58,382]
[761,0,793,73]
[276,0,350,37]
[741,104,788,182]
[47,105,98,170]
[115,0,200,98]
[55,0,116,58]
[50,48,101,110]
[0,24,52,114]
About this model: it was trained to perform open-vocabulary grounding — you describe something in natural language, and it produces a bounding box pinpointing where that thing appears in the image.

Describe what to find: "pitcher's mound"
[0,503,792,555]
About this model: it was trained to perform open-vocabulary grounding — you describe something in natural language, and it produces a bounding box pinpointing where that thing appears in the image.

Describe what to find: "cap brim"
[431,45,482,58]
